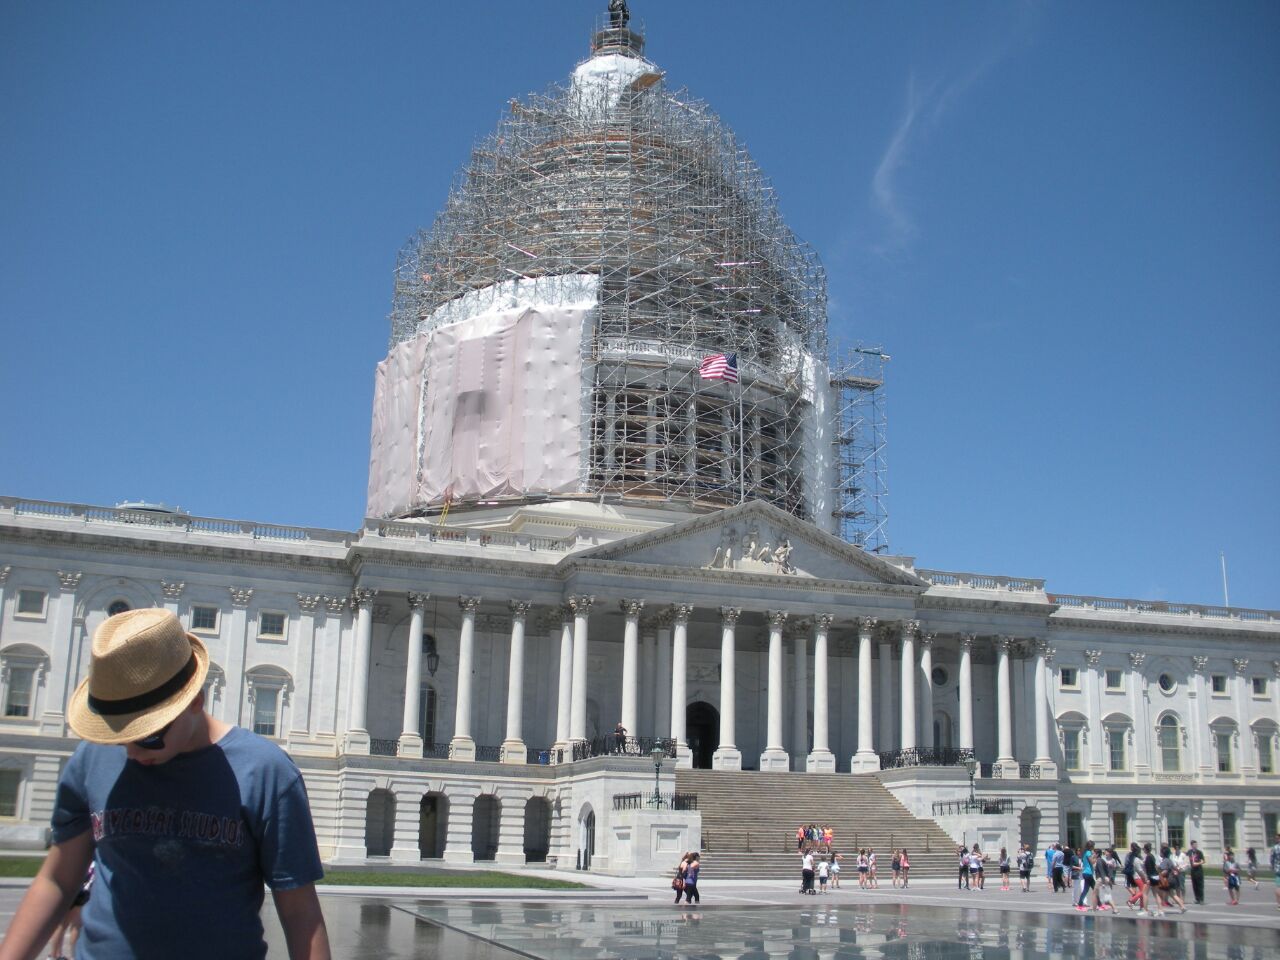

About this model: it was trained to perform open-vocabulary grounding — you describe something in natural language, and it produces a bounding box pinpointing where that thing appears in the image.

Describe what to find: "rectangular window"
[1064,728,1081,771]
[257,612,286,640]
[1066,812,1084,851]
[418,685,438,745]
[4,667,35,718]
[1259,736,1274,775]
[1105,668,1124,691]
[1059,667,1079,689]
[1216,732,1234,772]
[1211,674,1228,694]
[1159,721,1181,772]
[1111,811,1129,848]
[0,769,19,817]
[190,605,219,632]
[1108,729,1127,771]
[1264,813,1279,846]
[1253,677,1269,697]
[15,590,46,618]
[1221,813,1237,850]
[252,689,278,737]
[1167,812,1185,850]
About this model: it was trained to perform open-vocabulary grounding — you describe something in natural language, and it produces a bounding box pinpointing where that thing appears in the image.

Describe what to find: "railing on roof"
[367,518,578,553]
[0,497,354,546]
[916,569,1045,594]
[1048,594,1279,624]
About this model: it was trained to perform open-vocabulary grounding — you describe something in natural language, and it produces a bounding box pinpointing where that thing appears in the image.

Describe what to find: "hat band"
[87,654,198,717]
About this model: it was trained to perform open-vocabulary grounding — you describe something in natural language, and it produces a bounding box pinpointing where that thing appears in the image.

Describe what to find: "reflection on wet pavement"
[296,898,1280,960]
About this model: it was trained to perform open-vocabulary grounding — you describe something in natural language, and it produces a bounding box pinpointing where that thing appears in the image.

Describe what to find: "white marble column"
[852,616,879,771]
[899,619,918,754]
[792,629,808,767]
[501,601,531,764]
[450,596,481,761]
[878,632,896,753]
[344,587,377,754]
[568,595,594,743]
[1033,640,1056,774]
[760,609,790,771]
[712,607,742,770]
[919,632,935,752]
[553,606,573,751]
[670,605,693,767]
[807,614,836,772]
[640,625,656,737]
[619,599,644,741]
[958,633,975,758]
[655,613,673,739]
[398,592,428,758]
[995,635,1016,774]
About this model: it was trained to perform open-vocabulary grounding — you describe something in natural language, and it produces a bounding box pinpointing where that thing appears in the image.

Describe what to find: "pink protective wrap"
[366,305,588,517]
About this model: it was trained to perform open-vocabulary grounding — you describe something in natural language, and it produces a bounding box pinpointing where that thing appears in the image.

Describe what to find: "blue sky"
[2,1,1277,609]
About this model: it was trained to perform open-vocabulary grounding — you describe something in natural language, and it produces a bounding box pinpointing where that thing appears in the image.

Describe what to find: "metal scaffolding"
[830,344,889,553]
[387,16,830,522]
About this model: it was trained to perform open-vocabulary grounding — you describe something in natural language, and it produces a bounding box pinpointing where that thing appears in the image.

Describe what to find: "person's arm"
[273,884,331,960]
[0,831,93,960]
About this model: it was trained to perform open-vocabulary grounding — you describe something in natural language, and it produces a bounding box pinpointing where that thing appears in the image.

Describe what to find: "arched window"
[245,666,293,738]
[1158,715,1181,772]
[106,599,131,617]
[1102,713,1132,772]
[1253,721,1278,775]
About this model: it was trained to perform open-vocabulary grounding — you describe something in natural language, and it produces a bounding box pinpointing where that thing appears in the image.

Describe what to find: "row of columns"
[344,589,1056,773]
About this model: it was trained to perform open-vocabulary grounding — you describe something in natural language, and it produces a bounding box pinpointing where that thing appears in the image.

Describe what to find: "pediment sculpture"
[705,524,796,576]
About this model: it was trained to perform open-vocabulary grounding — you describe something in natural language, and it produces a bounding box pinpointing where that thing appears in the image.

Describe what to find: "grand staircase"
[676,769,957,879]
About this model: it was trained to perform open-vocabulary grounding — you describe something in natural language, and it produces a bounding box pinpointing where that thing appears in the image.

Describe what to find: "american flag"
[699,352,738,383]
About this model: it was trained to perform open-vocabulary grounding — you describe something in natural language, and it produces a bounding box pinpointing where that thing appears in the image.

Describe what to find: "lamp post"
[964,756,977,806]
[650,746,665,808]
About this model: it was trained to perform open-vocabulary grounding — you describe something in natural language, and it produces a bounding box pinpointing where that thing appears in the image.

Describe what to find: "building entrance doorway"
[686,701,719,769]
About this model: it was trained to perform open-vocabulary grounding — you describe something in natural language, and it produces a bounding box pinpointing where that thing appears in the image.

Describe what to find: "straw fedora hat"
[68,607,209,744]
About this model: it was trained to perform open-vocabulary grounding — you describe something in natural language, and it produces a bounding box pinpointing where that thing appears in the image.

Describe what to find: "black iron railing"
[932,797,1016,817]
[612,792,698,811]
[570,736,677,762]
[475,744,502,763]
[527,746,553,765]
[878,747,973,769]
[370,738,399,757]
[423,742,451,760]
[1018,762,1041,779]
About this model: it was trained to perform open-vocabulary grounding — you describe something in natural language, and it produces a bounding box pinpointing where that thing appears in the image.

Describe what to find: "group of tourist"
[796,848,913,895]
[796,824,834,852]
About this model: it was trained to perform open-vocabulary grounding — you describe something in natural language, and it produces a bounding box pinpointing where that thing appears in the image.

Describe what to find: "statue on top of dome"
[609,0,630,29]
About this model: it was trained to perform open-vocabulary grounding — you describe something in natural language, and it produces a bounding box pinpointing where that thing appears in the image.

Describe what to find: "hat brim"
[67,633,210,745]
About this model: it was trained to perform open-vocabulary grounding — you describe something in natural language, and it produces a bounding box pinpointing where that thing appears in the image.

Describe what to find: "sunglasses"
[132,720,174,751]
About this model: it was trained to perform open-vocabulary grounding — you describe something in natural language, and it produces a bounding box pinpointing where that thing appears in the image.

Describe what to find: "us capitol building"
[1,8,1276,874]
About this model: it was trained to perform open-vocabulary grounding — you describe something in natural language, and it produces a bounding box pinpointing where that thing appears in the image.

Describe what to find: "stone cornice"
[1048,613,1280,642]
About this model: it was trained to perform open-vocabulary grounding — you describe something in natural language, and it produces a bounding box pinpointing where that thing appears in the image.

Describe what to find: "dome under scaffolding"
[371,11,887,551]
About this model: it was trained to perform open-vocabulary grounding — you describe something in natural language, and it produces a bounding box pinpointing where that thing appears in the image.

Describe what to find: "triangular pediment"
[565,500,924,587]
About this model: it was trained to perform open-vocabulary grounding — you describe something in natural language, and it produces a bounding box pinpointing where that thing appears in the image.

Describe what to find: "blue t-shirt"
[52,726,323,960]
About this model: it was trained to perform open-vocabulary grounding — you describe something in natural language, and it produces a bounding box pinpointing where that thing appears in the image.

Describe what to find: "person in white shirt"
[817,858,830,893]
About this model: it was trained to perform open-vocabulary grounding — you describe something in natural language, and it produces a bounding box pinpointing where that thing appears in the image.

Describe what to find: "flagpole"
[737,367,745,504]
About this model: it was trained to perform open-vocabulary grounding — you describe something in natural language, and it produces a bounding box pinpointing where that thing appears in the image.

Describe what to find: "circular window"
[1158,673,1176,693]
[931,666,949,687]
[107,600,131,616]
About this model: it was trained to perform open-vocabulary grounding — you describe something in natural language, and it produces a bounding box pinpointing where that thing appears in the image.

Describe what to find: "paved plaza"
[4,872,1277,958]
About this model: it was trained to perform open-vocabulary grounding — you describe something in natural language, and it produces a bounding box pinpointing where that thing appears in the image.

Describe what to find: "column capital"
[407,591,430,610]
[57,570,83,591]
[1034,638,1051,657]
[813,613,834,631]
[901,619,921,638]
[766,609,788,628]
[857,616,877,639]
[620,598,645,620]
[959,632,976,650]
[918,632,935,649]
[160,580,186,600]
[352,587,378,608]
[229,586,254,608]
[995,635,1014,653]
[458,595,482,614]
[0,565,9,584]
[719,606,742,625]
[323,594,349,614]
[1232,657,1249,676]
[1191,654,1209,674]
[296,593,322,613]
[1084,648,1103,666]
[1272,659,1280,680]
[655,608,675,629]
[1128,651,1146,669]
[672,603,694,625]
[509,600,532,620]
[568,594,594,615]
